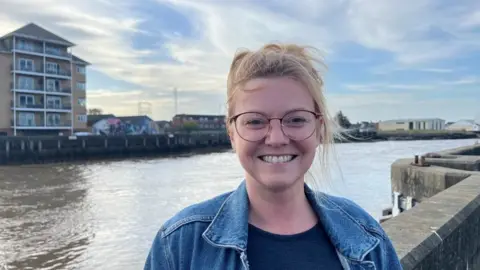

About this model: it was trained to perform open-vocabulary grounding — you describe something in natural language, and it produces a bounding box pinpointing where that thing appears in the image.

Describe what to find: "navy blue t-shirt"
[247,222,343,270]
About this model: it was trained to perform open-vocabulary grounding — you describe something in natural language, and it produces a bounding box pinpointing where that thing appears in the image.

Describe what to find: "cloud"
[1,0,479,121]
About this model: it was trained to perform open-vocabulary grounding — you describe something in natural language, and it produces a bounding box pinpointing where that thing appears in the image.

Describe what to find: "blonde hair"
[226,43,342,192]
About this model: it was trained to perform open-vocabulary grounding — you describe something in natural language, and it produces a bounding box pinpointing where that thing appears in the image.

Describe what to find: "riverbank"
[0,133,231,165]
[337,130,478,143]
[0,131,477,165]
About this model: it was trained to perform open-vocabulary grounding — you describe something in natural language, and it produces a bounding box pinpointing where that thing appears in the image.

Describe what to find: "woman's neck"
[246,178,318,235]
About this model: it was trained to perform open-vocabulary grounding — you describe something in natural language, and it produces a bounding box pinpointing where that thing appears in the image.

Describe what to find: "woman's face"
[230,77,322,192]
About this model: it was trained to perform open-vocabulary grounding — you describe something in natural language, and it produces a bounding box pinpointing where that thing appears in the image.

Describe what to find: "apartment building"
[0,23,89,136]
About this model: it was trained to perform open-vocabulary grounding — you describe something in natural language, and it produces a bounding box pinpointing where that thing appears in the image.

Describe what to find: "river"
[0,138,477,270]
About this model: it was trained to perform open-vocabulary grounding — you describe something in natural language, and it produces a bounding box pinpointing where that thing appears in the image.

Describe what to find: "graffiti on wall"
[92,117,160,135]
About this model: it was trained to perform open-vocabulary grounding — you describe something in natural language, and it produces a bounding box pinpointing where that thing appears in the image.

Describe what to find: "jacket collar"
[202,180,379,261]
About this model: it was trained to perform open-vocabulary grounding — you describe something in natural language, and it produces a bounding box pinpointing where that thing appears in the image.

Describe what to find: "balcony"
[45,69,71,79]
[46,120,72,127]
[13,43,71,60]
[12,65,44,76]
[46,87,72,95]
[14,44,44,55]
[46,104,72,111]
[10,119,72,129]
[45,47,70,59]
[11,100,45,111]
[11,82,45,94]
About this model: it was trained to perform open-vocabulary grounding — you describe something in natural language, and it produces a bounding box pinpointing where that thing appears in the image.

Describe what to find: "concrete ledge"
[382,174,480,269]
[391,159,475,202]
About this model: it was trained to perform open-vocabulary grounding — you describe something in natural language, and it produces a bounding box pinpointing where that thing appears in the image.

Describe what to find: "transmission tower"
[173,87,178,116]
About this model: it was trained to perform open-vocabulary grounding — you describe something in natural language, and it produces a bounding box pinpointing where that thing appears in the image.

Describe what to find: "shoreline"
[0,132,477,166]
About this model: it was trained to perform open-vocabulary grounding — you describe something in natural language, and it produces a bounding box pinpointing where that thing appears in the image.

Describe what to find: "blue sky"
[1,0,479,123]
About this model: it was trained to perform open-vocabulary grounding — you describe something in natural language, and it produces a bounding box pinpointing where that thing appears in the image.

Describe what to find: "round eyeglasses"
[229,110,321,142]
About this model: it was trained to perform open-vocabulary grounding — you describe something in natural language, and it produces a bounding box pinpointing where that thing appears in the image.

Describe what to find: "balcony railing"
[12,65,44,73]
[11,82,44,91]
[45,47,70,58]
[15,44,71,58]
[46,87,72,94]
[11,100,45,109]
[46,69,71,77]
[46,104,72,110]
[11,119,40,127]
[10,119,72,127]
[15,44,43,54]
[46,120,72,127]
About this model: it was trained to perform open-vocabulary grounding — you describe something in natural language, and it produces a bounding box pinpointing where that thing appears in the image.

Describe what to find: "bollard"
[420,156,426,166]
[5,141,10,159]
[414,155,419,164]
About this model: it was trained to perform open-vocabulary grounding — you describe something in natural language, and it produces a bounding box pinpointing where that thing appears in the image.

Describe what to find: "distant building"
[155,120,172,134]
[0,23,90,136]
[378,118,446,132]
[445,120,480,132]
[172,114,226,130]
[90,115,160,135]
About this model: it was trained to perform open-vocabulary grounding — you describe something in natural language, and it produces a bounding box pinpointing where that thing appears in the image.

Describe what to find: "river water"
[0,138,477,270]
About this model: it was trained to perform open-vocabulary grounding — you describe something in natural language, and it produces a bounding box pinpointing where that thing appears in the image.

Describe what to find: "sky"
[0,0,479,123]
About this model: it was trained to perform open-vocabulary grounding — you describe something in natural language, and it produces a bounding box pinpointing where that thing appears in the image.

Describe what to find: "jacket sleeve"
[144,229,172,270]
[375,231,403,269]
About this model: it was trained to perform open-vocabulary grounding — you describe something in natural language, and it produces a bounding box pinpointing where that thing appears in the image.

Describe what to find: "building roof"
[155,120,171,128]
[72,54,91,66]
[174,114,226,119]
[117,115,155,126]
[0,23,75,46]
[380,118,445,123]
[87,114,116,126]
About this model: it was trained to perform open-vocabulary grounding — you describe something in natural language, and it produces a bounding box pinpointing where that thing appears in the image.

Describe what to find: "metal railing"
[46,87,72,94]
[12,64,44,73]
[45,47,70,58]
[15,44,43,54]
[46,104,72,110]
[46,120,72,127]
[45,69,71,77]
[11,100,45,109]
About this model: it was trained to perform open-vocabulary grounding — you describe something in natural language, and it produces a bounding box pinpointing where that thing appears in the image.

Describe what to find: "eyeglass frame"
[228,109,322,142]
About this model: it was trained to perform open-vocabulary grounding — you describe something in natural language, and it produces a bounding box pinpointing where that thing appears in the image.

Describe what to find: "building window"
[47,96,62,109]
[47,113,61,126]
[77,65,85,74]
[78,98,86,106]
[46,62,59,74]
[19,112,35,126]
[18,76,34,89]
[76,82,86,90]
[19,58,34,71]
[46,79,60,92]
[17,40,33,51]
[77,115,87,123]
[19,95,35,107]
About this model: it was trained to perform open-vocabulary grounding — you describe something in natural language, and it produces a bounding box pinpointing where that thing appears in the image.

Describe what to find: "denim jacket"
[144,181,402,270]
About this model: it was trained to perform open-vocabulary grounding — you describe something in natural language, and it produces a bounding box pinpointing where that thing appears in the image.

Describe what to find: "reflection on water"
[0,139,477,270]
[0,165,93,270]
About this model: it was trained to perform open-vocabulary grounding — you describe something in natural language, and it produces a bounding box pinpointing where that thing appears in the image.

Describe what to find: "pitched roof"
[87,114,116,126]
[72,54,91,66]
[0,23,74,46]
[117,115,154,126]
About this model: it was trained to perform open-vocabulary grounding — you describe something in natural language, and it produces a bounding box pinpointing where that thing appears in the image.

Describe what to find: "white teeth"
[261,155,294,164]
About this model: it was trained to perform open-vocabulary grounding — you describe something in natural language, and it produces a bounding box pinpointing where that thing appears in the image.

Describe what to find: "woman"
[144,43,402,270]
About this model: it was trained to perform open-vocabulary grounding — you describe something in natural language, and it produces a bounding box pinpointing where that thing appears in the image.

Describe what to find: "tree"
[182,121,199,133]
[88,108,103,115]
[335,111,352,129]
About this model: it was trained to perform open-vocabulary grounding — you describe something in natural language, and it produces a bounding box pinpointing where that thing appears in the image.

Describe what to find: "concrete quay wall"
[382,144,480,269]
[0,132,231,165]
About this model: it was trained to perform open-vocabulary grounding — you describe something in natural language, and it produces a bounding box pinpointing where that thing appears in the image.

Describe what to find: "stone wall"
[382,144,480,269]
